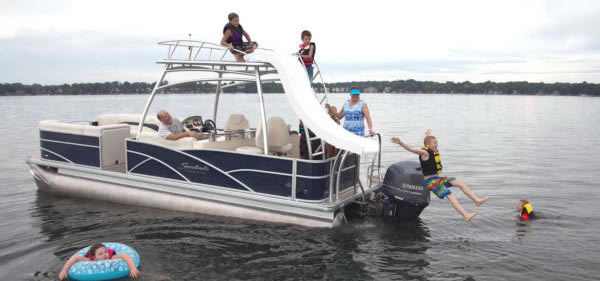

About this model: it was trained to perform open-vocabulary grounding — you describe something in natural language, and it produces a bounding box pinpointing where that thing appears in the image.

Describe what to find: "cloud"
[0,31,162,83]
[1,0,600,83]
[525,2,600,54]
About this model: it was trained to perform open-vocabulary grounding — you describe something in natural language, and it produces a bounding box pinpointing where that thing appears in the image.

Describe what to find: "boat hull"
[27,158,346,228]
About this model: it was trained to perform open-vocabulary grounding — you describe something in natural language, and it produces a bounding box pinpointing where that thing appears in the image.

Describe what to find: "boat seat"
[39,120,85,135]
[235,146,263,154]
[236,116,293,156]
[137,131,195,150]
[128,126,158,138]
[224,114,249,131]
[39,120,129,136]
[193,137,255,151]
[97,113,160,127]
[97,113,161,137]
[39,120,130,169]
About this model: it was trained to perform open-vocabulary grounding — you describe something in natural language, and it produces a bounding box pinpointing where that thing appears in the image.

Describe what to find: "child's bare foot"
[475,197,489,207]
[465,211,479,222]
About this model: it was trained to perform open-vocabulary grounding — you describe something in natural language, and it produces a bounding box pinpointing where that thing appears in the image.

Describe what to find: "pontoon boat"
[26,40,430,227]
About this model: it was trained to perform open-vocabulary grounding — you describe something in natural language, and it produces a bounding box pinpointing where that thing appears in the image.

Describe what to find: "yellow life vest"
[520,203,535,220]
[419,146,442,176]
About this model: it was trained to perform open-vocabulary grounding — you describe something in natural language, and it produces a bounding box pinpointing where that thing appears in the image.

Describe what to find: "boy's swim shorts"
[425,176,455,199]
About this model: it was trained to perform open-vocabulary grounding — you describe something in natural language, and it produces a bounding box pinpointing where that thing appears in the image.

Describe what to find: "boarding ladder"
[299,59,329,160]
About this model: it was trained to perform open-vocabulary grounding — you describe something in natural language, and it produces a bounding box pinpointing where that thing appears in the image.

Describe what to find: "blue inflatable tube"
[67,242,141,281]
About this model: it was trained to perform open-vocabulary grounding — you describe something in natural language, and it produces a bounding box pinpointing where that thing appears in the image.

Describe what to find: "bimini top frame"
[136,40,277,155]
[136,40,330,156]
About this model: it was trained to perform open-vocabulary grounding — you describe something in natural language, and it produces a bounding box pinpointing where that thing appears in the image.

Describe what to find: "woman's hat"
[350,88,361,95]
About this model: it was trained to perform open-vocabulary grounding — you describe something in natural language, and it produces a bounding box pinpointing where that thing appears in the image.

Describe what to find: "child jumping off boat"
[391,130,488,222]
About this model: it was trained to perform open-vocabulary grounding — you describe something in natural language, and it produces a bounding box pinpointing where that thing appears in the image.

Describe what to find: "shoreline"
[0,92,596,97]
[3,79,599,97]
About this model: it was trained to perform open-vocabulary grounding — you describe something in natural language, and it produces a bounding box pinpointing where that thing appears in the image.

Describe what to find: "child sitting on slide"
[391,130,489,222]
[59,243,140,280]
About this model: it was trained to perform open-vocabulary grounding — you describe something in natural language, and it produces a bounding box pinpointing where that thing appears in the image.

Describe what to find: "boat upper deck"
[158,40,272,67]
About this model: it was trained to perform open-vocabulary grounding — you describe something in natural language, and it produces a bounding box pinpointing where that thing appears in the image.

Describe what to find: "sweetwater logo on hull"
[178,162,210,174]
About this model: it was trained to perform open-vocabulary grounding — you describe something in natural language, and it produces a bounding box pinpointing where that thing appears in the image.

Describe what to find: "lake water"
[1,93,599,281]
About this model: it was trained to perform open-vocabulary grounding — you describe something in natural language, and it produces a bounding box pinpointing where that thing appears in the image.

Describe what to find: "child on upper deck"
[221,12,258,62]
[296,30,316,84]
[391,130,489,222]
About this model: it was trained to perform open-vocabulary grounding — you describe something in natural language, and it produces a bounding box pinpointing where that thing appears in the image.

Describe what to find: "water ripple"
[1,94,600,280]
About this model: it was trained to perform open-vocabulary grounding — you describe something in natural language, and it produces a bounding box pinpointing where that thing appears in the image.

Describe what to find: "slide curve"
[253,49,379,155]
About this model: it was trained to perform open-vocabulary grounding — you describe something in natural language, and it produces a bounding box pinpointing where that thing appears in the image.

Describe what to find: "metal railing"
[294,54,329,161]
[159,40,250,62]
[293,54,329,104]
[328,149,364,204]
[326,133,383,204]
[311,61,330,104]
[365,133,383,189]
[328,149,345,203]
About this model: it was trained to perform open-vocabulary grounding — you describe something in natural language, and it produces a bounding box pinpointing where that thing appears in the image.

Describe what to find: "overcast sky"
[1,0,600,84]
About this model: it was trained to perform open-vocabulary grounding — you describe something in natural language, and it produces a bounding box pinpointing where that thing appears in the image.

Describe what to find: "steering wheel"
[203,119,216,133]
[182,115,203,132]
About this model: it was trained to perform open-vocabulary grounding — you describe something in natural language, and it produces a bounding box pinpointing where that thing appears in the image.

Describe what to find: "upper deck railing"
[156,40,329,103]
[158,40,273,65]
[155,39,278,86]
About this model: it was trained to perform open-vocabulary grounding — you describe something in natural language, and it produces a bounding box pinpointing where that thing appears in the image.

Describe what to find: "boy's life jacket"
[520,203,535,221]
[223,23,245,47]
[88,249,116,261]
[419,146,442,176]
[298,42,316,66]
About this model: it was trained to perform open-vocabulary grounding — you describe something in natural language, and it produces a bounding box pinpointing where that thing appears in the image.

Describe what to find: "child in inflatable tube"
[391,130,489,222]
[58,243,140,280]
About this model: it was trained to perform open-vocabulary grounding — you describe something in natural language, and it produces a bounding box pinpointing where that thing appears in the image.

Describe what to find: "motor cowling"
[381,161,430,220]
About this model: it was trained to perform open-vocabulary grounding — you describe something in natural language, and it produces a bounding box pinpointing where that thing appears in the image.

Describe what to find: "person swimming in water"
[517,199,536,221]
[391,130,489,222]
[58,243,140,280]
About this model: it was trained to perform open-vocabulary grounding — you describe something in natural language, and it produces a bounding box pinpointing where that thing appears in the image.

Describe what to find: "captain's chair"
[236,116,293,155]
[225,114,249,131]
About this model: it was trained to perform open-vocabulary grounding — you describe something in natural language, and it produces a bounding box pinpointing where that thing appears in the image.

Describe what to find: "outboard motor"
[345,161,430,223]
[380,161,430,220]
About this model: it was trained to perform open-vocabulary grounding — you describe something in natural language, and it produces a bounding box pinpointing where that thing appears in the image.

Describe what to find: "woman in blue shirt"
[332,87,374,136]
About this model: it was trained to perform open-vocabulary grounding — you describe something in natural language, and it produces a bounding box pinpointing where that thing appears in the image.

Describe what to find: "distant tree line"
[315,80,600,96]
[1,79,599,96]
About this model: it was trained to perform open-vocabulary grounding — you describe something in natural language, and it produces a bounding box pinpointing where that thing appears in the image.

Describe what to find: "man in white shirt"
[157,110,200,140]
